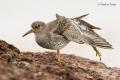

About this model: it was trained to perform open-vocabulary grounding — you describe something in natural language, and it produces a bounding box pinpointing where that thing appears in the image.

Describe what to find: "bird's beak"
[22,29,33,37]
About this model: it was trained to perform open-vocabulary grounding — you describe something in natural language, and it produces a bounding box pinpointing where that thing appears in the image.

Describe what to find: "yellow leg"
[91,46,102,61]
[55,49,61,62]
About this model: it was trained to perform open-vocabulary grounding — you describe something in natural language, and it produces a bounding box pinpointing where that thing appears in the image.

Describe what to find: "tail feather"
[94,43,113,49]
[92,37,113,49]
[84,31,113,49]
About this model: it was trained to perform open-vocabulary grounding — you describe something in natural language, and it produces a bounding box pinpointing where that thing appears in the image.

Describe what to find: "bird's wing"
[54,14,85,44]
[78,26,113,49]
[70,13,101,30]
[72,17,101,30]
[54,14,113,49]
[71,13,89,20]
[47,13,89,32]
[72,16,112,49]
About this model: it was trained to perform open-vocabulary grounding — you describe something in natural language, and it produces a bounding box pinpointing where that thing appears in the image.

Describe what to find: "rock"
[0,40,120,80]
[0,40,20,63]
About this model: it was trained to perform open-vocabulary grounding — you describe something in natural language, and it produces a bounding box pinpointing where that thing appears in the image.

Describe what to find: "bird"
[23,13,113,61]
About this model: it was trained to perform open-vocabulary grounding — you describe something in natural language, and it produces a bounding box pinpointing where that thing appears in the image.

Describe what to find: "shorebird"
[23,14,112,61]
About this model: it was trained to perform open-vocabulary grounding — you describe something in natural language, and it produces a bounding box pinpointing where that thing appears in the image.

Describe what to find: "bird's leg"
[55,49,61,62]
[91,46,102,61]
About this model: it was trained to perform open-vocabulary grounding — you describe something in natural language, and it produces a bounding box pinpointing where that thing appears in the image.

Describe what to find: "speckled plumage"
[55,14,112,49]
[23,14,113,61]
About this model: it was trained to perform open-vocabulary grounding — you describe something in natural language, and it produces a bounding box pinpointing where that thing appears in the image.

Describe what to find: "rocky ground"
[0,40,120,80]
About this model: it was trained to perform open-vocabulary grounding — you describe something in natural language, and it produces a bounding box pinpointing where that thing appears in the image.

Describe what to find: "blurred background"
[0,0,120,67]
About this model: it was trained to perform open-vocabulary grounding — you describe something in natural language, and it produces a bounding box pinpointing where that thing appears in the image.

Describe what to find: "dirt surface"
[0,40,120,80]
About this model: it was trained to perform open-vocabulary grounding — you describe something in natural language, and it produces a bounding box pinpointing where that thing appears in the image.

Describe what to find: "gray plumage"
[55,14,112,49]
[23,14,113,61]
[23,14,112,50]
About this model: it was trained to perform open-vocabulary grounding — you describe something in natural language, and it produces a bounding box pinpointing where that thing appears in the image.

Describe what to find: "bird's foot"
[55,53,61,62]
[92,46,102,61]
[96,52,102,61]
[55,49,62,65]
[55,49,61,62]
[95,49,102,61]
[55,55,62,66]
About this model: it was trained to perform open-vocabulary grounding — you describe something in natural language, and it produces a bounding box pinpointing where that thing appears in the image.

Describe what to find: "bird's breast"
[35,33,70,50]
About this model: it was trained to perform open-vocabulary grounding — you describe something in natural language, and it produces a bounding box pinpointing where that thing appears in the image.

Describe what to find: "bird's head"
[22,21,46,37]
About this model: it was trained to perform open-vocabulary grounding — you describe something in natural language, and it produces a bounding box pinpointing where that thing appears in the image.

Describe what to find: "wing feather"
[54,14,113,49]
[55,14,84,44]
[81,29,113,49]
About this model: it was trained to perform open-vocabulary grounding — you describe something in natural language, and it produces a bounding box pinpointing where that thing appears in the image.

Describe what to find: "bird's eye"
[38,25,40,27]
[34,25,40,29]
